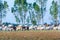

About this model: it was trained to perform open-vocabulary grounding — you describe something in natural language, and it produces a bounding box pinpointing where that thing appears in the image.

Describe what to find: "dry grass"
[0,30,60,40]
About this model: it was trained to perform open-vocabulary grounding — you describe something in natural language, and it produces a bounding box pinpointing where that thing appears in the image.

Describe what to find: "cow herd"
[0,24,60,31]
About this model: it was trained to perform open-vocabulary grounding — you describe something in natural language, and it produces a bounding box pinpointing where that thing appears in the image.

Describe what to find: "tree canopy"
[50,0,58,24]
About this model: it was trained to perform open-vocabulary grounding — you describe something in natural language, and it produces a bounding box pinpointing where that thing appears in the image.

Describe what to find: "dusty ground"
[0,30,60,40]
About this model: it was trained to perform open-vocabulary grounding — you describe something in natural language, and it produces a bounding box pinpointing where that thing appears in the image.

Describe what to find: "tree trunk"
[41,2,44,27]
[54,18,58,26]
[24,12,26,26]
[0,12,2,26]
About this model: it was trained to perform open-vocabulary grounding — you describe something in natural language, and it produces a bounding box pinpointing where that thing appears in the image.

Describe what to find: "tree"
[36,0,47,26]
[11,7,20,24]
[28,3,37,26]
[50,0,58,25]
[26,16,30,26]
[33,2,41,25]
[31,11,37,26]
[12,0,28,25]
[28,3,33,25]
[0,0,8,25]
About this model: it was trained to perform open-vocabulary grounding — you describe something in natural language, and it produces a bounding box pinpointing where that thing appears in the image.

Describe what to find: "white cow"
[33,25,37,30]
[6,28,13,31]
[40,26,45,30]
[7,24,13,31]
[45,27,50,30]
[29,25,33,30]
[37,27,41,30]
[37,25,41,30]
[40,25,45,30]
[57,25,60,30]
[37,25,45,30]
[53,27,58,30]
[2,26,7,31]
[29,25,37,30]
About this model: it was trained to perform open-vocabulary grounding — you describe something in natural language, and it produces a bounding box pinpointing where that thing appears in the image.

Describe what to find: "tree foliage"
[4,1,8,9]
[50,0,58,24]
[0,0,8,24]
[12,0,28,24]
[33,2,40,12]
[50,0,58,20]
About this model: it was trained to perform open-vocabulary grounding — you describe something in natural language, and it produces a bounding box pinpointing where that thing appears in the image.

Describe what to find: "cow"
[37,26,41,30]
[29,25,33,30]
[8,24,16,31]
[32,26,37,30]
[37,25,43,30]
[52,24,59,30]
[45,27,50,30]
[22,25,29,31]
[57,24,60,30]
[53,27,58,30]
[16,25,22,31]
[2,26,7,31]
[40,26,45,30]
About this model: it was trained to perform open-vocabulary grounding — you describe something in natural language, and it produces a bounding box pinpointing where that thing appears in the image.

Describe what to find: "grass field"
[0,30,60,40]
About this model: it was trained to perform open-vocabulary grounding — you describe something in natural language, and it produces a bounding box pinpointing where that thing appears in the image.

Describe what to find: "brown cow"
[16,25,22,31]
